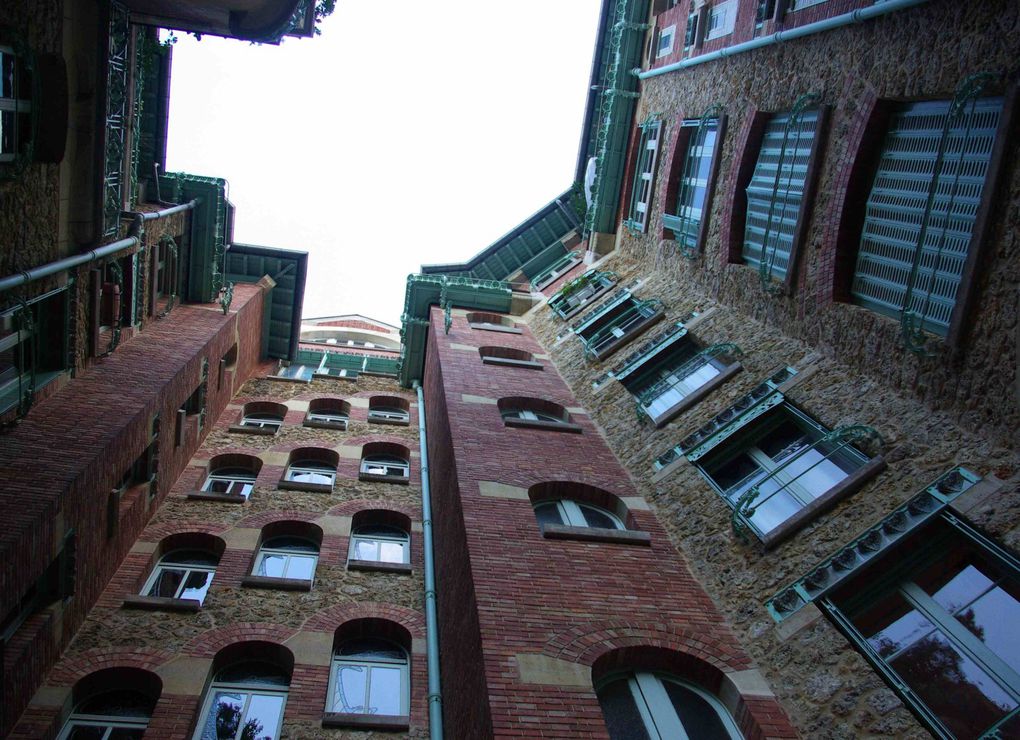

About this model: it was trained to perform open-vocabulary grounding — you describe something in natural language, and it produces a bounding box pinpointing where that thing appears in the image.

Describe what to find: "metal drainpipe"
[413,380,444,740]
[636,0,930,80]
[0,199,199,294]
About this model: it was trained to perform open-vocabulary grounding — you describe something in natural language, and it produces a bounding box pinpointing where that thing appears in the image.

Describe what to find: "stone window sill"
[321,713,409,731]
[347,559,413,574]
[122,594,202,612]
[303,419,348,431]
[469,322,523,334]
[227,425,278,436]
[759,456,888,549]
[542,524,651,546]
[358,472,410,485]
[481,356,544,370]
[241,575,312,592]
[278,479,334,494]
[649,362,743,428]
[504,418,583,434]
[367,416,411,427]
[186,490,247,504]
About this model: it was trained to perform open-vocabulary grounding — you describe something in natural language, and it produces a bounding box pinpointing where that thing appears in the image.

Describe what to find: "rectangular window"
[850,97,1003,337]
[743,107,821,282]
[656,25,676,58]
[0,287,68,415]
[623,337,738,425]
[624,120,663,233]
[825,516,1020,739]
[683,8,703,55]
[0,44,31,164]
[663,117,722,252]
[705,0,737,40]
[575,295,664,360]
[275,363,313,382]
[696,404,876,543]
[549,270,618,320]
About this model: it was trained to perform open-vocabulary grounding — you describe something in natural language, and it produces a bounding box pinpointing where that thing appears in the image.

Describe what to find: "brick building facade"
[3,0,1019,738]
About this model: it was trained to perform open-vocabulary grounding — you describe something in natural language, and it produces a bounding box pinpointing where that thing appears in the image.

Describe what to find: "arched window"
[285,459,335,486]
[534,500,624,530]
[349,525,409,565]
[478,346,542,369]
[502,408,564,423]
[142,549,218,604]
[306,398,350,430]
[57,688,156,739]
[194,661,289,740]
[597,672,742,740]
[253,536,318,582]
[368,396,410,425]
[328,638,408,717]
[203,467,257,500]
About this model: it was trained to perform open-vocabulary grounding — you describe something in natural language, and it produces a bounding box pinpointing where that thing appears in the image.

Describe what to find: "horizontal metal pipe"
[0,200,198,294]
[636,0,930,80]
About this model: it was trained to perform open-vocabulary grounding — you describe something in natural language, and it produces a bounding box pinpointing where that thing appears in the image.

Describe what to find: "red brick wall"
[424,307,797,737]
[0,282,268,735]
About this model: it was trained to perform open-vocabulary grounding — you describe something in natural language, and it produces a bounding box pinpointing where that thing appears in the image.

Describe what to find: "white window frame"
[360,455,410,479]
[240,413,283,432]
[655,24,676,58]
[625,121,663,233]
[501,409,564,423]
[368,406,409,423]
[192,676,288,740]
[327,640,409,716]
[705,0,738,41]
[535,500,624,530]
[598,672,743,740]
[202,470,256,499]
[284,460,336,487]
[58,715,149,739]
[253,538,319,582]
[348,526,410,564]
[307,411,349,429]
[141,550,217,604]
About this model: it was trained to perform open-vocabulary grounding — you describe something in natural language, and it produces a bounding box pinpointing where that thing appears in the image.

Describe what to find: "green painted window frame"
[624,119,663,234]
[549,270,618,320]
[663,116,724,255]
[822,513,1020,739]
[0,285,70,415]
[0,42,33,168]
[576,296,664,360]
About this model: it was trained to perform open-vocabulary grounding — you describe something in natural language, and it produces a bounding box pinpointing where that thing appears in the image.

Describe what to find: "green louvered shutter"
[743,109,819,280]
[851,98,1002,335]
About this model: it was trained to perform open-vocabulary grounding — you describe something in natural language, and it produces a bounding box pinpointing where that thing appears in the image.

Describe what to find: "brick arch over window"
[184,623,298,657]
[260,520,324,549]
[497,396,570,422]
[303,602,426,639]
[368,395,410,413]
[241,400,287,419]
[527,481,634,529]
[308,397,351,416]
[326,500,418,521]
[285,446,340,469]
[479,346,535,363]
[155,532,226,560]
[208,453,263,477]
[211,640,295,680]
[140,520,230,543]
[48,647,176,686]
[69,666,162,709]
[361,441,410,461]
[351,508,412,534]
[333,618,412,654]
[466,311,515,328]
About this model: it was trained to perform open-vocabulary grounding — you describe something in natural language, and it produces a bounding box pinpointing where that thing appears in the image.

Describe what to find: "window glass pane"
[265,537,317,552]
[662,680,733,739]
[378,542,405,563]
[353,540,379,561]
[258,554,287,578]
[780,447,848,499]
[243,693,284,740]
[65,727,108,740]
[368,666,403,715]
[289,469,333,485]
[336,665,368,713]
[78,691,153,717]
[148,568,185,598]
[534,503,563,527]
[745,488,802,534]
[180,570,214,603]
[163,550,217,566]
[228,481,254,498]
[199,691,245,740]
[216,662,288,685]
[709,452,762,493]
[285,555,316,581]
[580,505,618,530]
[597,679,651,740]
[107,729,146,740]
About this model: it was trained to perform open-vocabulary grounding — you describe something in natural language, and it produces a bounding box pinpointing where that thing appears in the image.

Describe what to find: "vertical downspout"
[413,380,444,740]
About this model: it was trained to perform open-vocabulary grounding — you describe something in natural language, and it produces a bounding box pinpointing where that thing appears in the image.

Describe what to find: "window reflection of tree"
[214,700,266,740]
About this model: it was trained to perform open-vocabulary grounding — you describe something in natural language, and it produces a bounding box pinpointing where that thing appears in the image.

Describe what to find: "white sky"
[165,0,602,325]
